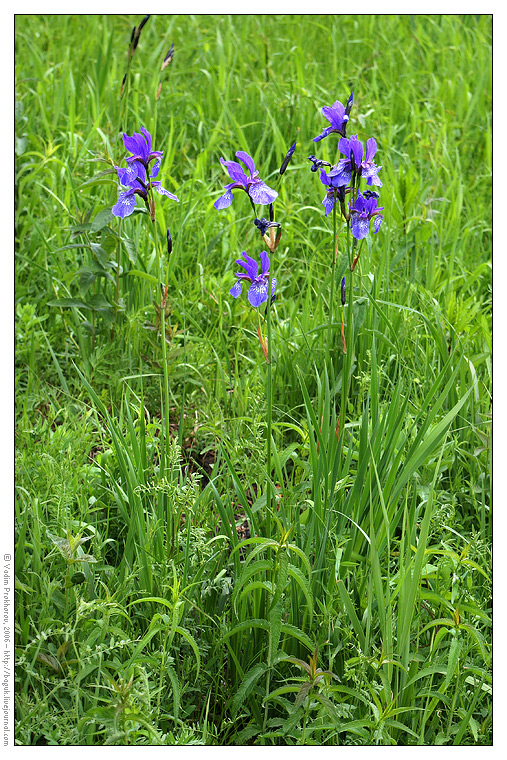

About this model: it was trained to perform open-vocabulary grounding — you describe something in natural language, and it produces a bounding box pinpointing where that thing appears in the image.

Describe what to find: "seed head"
[132,14,150,53]
[279,141,296,176]
[161,43,175,71]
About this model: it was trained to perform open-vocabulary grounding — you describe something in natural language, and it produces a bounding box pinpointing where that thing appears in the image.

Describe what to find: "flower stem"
[151,210,171,474]
[265,269,273,537]
[340,219,355,435]
[111,217,123,339]
[326,196,338,361]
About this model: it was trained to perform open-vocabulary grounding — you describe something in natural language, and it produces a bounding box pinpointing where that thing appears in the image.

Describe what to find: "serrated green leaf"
[287,562,313,620]
[164,662,180,720]
[237,581,273,607]
[294,680,313,709]
[444,635,462,689]
[231,662,267,716]
[174,626,201,676]
[268,601,283,667]
[90,242,110,267]
[270,552,289,611]
[280,623,314,652]
[221,618,269,641]
[233,559,272,614]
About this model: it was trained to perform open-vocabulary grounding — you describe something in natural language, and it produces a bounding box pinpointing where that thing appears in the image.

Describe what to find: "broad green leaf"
[90,207,114,232]
[47,297,90,309]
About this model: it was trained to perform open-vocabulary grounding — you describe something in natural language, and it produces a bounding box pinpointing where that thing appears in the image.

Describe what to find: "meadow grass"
[15,14,491,745]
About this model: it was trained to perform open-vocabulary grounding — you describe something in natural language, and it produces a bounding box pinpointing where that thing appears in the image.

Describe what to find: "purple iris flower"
[112,161,179,219]
[319,169,348,217]
[214,151,278,210]
[229,251,277,308]
[121,126,163,180]
[328,135,382,188]
[349,191,384,240]
[313,92,353,143]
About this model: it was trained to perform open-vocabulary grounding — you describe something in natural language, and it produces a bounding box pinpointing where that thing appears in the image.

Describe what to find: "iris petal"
[323,101,346,131]
[328,163,351,187]
[236,254,258,281]
[365,137,377,163]
[366,173,383,188]
[313,126,333,142]
[350,135,364,166]
[230,280,243,298]
[260,250,270,275]
[140,126,152,155]
[112,190,137,218]
[322,193,335,217]
[116,164,138,185]
[214,190,234,210]
[248,279,269,307]
[248,181,278,205]
[122,131,146,157]
[351,215,370,240]
[338,137,350,157]
[235,151,256,177]
[152,182,179,201]
[220,158,248,186]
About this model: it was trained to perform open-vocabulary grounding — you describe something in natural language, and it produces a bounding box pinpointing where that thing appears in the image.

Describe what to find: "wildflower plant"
[214,140,296,543]
[309,91,385,427]
[111,125,179,473]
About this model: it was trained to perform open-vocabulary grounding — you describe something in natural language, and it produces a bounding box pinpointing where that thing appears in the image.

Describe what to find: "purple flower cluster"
[214,141,296,311]
[309,94,384,240]
[112,127,179,219]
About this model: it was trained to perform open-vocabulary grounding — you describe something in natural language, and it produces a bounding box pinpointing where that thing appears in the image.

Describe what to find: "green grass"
[15,14,491,746]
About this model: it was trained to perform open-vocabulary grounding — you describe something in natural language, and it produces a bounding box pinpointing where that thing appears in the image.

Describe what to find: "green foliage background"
[15,14,491,746]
